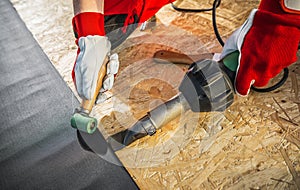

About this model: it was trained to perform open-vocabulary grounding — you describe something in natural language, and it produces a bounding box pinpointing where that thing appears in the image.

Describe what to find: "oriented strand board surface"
[12,0,300,189]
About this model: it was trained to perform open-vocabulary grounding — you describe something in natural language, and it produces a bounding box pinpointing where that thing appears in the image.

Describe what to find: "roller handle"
[81,57,109,113]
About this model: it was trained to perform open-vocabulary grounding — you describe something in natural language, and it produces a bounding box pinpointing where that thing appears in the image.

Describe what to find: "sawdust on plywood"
[99,1,300,189]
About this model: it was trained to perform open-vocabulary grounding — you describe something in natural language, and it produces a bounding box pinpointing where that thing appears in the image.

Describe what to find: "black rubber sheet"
[0,0,138,189]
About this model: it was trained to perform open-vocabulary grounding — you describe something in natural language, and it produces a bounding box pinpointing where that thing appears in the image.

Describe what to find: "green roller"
[70,113,97,134]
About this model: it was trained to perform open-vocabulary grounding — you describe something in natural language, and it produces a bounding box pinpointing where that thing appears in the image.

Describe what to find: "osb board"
[12,0,300,189]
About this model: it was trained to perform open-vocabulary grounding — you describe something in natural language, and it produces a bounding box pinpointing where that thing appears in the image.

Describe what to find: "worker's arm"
[73,0,104,15]
[220,0,300,96]
[71,0,180,100]
[72,0,119,100]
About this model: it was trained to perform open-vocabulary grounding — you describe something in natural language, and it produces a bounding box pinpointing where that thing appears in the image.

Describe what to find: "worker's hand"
[220,0,300,96]
[72,12,119,100]
[73,36,119,100]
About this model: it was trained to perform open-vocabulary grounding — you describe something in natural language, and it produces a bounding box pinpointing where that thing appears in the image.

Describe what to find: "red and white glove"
[72,12,119,100]
[220,0,300,96]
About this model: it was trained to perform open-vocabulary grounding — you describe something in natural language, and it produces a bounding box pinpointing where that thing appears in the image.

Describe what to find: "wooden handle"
[153,50,214,65]
[81,57,109,113]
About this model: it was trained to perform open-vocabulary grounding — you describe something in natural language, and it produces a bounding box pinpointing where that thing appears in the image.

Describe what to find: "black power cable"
[171,0,289,93]
[171,0,221,12]
[251,68,289,92]
[212,0,224,46]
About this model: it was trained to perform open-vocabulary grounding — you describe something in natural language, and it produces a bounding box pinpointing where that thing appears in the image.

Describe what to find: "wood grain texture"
[12,0,300,189]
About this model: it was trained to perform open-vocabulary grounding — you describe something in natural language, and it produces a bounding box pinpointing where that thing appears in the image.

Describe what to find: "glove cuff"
[257,0,300,28]
[72,12,105,40]
[260,0,300,15]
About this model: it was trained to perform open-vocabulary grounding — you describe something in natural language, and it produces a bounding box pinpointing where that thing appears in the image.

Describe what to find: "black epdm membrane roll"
[0,1,138,189]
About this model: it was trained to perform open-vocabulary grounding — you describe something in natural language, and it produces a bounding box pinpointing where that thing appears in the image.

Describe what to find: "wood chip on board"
[279,148,300,189]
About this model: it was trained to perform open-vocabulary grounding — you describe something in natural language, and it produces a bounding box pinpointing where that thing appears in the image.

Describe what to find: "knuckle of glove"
[101,53,120,92]
[108,53,119,74]
[101,75,115,92]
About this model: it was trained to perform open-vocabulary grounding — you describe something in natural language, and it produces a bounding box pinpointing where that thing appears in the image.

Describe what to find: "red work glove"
[220,0,300,96]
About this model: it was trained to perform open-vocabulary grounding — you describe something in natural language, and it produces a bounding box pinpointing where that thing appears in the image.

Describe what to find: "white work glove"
[74,35,119,100]
[220,10,256,60]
